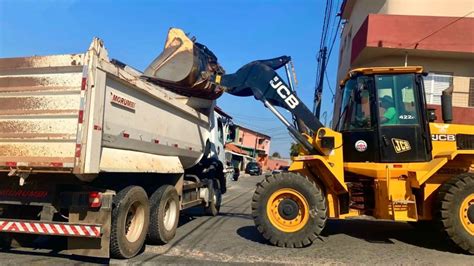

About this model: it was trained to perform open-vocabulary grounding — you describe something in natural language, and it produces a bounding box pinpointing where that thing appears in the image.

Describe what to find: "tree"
[271,152,281,158]
[290,142,301,157]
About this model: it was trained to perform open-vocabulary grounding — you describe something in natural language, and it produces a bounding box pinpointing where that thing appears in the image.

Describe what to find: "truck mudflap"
[0,219,101,238]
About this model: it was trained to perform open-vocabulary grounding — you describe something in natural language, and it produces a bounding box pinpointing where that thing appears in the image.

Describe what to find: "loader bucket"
[143,28,225,99]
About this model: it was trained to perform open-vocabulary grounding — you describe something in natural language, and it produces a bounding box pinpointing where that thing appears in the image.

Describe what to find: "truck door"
[375,74,431,162]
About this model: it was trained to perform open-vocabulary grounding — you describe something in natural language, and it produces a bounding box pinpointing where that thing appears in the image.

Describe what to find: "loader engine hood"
[143,28,225,99]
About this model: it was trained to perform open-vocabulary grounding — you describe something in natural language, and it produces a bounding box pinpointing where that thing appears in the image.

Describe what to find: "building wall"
[384,0,474,17]
[229,125,272,170]
[338,0,388,83]
[266,158,291,171]
[427,104,474,124]
[236,127,271,156]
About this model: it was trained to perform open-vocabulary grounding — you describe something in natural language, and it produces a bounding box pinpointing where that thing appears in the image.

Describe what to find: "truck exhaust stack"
[143,28,225,99]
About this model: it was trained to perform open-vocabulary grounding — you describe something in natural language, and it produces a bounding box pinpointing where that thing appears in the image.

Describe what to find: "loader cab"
[336,67,432,163]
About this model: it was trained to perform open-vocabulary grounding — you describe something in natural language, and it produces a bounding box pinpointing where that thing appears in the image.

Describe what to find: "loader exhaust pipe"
[441,86,453,124]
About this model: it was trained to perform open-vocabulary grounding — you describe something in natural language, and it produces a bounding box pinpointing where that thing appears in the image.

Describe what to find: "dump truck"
[213,57,474,253]
[0,29,229,258]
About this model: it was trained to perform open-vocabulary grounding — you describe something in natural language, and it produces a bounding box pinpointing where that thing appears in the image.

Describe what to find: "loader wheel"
[252,172,327,248]
[147,185,180,245]
[435,173,474,254]
[205,179,222,216]
[110,186,150,259]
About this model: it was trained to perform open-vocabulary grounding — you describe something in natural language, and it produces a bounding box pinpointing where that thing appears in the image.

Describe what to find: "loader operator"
[379,95,399,125]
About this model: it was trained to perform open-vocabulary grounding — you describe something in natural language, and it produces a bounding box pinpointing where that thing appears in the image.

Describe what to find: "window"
[217,120,224,143]
[423,72,453,105]
[469,78,474,107]
[338,77,372,131]
[375,74,419,126]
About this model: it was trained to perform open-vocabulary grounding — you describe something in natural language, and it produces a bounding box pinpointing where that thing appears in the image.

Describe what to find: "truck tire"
[205,179,222,216]
[110,186,150,259]
[435,173,474,254]
[252,172,327,248]
[147,185,180,245]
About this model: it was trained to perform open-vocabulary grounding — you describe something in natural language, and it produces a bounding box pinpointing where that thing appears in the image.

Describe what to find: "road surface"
[0,175,472,264]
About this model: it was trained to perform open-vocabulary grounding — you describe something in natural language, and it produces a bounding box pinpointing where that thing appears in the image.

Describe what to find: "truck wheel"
[110,186,150,259]
[252,172,327,248]
[147,185,180,244]
[205,179,222,216]
[435,173,474,254]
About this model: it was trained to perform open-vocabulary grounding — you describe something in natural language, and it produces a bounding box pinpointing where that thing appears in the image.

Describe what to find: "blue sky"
[0,0,340,157]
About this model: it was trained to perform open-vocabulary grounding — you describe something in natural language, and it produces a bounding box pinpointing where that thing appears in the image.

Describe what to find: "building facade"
[225,124,271,171]
[334,0,474,124]
[266,157,291,171]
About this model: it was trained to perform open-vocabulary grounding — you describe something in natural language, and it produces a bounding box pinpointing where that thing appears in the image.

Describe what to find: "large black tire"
[147,185,180,245]
[252,173,327,248]
[110,186,150,259]
[434,173,474,254]
[205,179,222,216]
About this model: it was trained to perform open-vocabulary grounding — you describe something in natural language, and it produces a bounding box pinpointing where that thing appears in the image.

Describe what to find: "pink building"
[266,157,291,171]
[226,124,271,170]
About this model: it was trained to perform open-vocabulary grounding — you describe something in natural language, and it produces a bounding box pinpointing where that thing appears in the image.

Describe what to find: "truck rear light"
[89,192,102,208]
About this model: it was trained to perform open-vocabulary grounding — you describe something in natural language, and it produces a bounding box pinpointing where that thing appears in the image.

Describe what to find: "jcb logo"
[431,134,456,141]
[391,138,411,153]
[269,76,299,109]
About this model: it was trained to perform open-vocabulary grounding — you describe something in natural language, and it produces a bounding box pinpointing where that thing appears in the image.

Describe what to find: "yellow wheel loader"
[214,57,474,253]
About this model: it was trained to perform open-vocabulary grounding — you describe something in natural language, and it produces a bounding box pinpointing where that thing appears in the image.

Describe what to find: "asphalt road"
[0,175,472,265]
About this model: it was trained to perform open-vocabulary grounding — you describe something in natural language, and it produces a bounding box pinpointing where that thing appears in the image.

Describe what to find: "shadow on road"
[236,219,464,254]
[218,212,253,220]
[236,226,269,245]
[323,219,462,253]
[0,248,110,264]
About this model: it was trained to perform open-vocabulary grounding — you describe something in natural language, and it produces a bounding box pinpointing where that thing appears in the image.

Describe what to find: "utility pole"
[314,46,327,119]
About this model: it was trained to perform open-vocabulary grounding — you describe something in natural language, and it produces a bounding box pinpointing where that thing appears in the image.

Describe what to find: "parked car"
[272,165,290,174]
[245,162,262,176]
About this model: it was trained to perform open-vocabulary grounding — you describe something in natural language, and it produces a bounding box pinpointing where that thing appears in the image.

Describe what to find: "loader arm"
[215,56,324,154]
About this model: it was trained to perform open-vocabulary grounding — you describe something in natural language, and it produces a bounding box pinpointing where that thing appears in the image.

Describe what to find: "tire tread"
[251,172,327,248]
[434,173,474,254]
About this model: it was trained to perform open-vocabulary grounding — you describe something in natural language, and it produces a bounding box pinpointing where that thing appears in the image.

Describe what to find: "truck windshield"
[375,74,419,126]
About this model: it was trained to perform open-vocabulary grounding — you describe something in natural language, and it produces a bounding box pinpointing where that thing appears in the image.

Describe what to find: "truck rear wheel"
[252,173,327,248]
[435,173,474,254]
[110,186,150,259]
[147,185,180,245]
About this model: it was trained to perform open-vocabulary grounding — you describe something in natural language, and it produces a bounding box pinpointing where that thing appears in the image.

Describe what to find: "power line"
[324,71,335,99]
[314,0,341,117]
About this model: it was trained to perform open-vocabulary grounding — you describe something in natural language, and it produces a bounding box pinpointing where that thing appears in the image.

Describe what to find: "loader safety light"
[89,192,102,208]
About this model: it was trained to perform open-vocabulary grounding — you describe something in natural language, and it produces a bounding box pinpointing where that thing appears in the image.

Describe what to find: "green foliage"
[290,142,301,157]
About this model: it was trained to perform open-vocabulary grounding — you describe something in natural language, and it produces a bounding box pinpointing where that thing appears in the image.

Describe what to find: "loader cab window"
[375,74,419,126]
[338,77,372,131]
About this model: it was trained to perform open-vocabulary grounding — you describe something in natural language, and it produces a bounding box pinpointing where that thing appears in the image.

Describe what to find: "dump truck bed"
[0,38,213,179]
